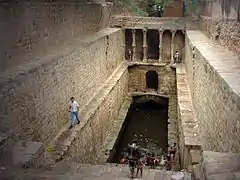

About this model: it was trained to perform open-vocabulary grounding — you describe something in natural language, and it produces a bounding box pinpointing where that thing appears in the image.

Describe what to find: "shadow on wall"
[0,1,112,72]
[174,30,185,62]
[162,30,172,63]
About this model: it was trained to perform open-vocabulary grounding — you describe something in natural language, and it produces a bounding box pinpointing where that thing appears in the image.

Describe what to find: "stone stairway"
[44,62,128,163]
[0,162,192,180]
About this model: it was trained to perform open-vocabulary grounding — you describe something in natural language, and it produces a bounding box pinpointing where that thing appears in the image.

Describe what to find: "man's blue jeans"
[70,111,80,126]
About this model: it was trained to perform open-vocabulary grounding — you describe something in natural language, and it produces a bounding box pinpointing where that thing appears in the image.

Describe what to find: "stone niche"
[128,65,176,96]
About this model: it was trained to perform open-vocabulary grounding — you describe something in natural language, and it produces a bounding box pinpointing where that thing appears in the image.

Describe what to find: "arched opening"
[146,71,158,90]
[162,30,172,63]
[174,30,185,63]
[125,29,132,60]
[147,29,159,60]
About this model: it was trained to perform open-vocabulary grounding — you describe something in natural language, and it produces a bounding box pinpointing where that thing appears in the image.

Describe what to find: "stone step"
[203,151,240,180]
[44,62,128,163]
[0,163,192,180]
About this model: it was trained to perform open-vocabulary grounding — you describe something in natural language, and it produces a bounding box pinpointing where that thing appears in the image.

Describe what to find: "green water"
[113,99,168,163]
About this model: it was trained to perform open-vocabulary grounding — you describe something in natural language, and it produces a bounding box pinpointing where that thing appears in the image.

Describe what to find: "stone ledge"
[127,61,167,67]
[46,62,128,162]
[0,28,122,87]
[186,30,240,96]
[176,65,201,147]
[176,65,202,169]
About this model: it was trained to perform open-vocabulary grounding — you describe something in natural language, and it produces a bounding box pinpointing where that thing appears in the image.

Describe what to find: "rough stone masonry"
[0,1,239,176]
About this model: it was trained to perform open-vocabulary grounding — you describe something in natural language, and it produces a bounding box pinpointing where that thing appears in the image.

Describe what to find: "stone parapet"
[110,16,199,31]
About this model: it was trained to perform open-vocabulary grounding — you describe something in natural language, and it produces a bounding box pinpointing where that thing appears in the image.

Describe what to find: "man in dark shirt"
[127,140,140,179]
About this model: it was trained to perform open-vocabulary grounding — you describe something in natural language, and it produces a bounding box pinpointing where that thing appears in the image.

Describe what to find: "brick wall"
[0,28,124,144]
[0,2,111,72]
[185,31,240,153]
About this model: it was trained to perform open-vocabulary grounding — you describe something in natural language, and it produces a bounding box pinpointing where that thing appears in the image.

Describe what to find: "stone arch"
[146,71,158,90]
[174,30,185,63]
[162,30,172,63]
[125,29,132,60]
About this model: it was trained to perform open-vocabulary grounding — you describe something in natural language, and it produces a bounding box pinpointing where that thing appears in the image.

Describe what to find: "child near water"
[136,156,143,178]
[166,152,174,171]
[120,156,128,167]
[170,143,177,160]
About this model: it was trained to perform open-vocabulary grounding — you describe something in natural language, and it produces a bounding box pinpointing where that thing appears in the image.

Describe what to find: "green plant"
[119,0,148,16]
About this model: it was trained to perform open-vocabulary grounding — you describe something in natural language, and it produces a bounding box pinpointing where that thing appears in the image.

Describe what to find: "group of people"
[120,140,178,179]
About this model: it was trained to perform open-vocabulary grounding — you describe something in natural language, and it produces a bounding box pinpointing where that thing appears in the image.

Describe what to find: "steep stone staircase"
[0,162,192,180]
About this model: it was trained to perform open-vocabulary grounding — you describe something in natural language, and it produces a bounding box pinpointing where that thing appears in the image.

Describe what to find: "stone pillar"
[143,28,147,62]
[132,29,136,61]
[122,29,126,61]
[171,30,176,63]
[158,29,163,63]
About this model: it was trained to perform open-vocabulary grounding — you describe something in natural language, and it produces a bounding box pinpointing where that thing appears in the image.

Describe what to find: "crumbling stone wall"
[0,29,124,145]
[0,1,111,72]
[199,0,240,55]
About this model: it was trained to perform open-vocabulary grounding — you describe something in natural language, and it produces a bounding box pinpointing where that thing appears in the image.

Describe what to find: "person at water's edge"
[127,140,140,179]
[68,97,80,129]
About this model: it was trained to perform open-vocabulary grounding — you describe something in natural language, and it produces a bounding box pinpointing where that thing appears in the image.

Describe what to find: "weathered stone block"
[12,140,43,167]
[190,149,202,164]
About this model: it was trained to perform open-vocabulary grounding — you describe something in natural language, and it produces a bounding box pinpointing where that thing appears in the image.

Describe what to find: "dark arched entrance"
[146,71,158,90]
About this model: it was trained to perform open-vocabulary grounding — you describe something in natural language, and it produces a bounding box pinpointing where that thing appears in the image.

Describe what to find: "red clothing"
[137,159,143,168]
[120,158,127,164]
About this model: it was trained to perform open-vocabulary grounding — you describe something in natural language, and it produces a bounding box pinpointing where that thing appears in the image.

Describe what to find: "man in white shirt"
[69,97,80,129]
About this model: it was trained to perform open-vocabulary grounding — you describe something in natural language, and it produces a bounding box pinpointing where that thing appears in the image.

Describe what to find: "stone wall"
[0,1,111,72]
[128,65,175,96]
[128,64,178,151]
[0,28,124,145]
[110,16,199,30]
[185,30,240,153]
[199,0,240,55]
[65,69,128,163]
